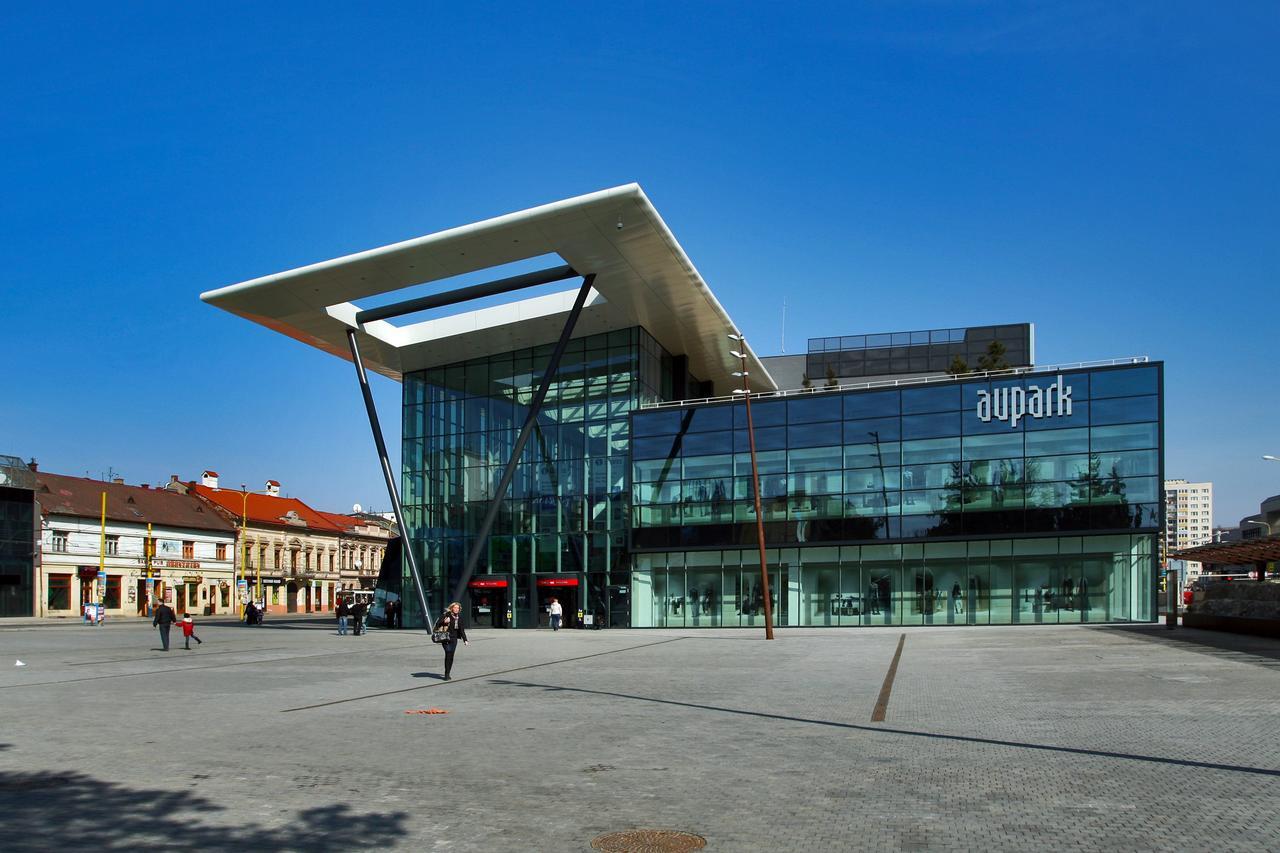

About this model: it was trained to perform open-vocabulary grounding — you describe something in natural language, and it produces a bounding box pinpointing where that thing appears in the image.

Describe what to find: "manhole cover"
[590,829,706,852]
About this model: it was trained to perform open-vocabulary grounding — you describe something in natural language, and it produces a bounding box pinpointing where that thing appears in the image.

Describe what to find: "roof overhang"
[1174,538,1280,566]
[200,184,775,392]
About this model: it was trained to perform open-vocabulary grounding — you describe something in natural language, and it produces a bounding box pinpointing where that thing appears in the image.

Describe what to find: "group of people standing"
[334,597,403,636]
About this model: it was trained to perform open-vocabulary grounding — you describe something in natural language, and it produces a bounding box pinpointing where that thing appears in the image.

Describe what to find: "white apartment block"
[1164,479,1214,582]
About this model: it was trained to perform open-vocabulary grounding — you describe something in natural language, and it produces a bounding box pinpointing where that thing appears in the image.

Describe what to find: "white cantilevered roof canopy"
[200,184,776,393]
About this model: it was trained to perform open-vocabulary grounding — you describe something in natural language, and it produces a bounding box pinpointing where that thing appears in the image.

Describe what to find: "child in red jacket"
[180,613,203,650]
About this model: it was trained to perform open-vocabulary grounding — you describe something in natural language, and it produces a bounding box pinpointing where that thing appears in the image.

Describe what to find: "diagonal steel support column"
[346,328,433,632]
[451,274,597,604]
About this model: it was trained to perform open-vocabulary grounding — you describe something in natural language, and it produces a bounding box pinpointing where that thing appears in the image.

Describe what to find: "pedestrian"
[244,600,258,626]
[336,597,350,636]
[387,599,400,629]
[180,613,203,650]
[434,602,468,680]
[548,596,563,631]
[351,599,366,636]
[152,599,177,651]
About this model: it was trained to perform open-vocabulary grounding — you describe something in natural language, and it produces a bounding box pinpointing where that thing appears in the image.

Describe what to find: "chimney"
[201,470,219,489]
[140,484,150,489]
[27,458,38,472]
[170,474,179,482]
[112,477,125,485]
[265,479,281,497]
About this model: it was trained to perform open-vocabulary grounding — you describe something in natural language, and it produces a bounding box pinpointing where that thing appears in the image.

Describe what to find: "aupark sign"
[976,375,1073,429]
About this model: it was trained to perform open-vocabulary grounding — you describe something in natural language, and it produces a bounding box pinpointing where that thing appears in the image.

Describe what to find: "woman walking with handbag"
[434,602,469,680]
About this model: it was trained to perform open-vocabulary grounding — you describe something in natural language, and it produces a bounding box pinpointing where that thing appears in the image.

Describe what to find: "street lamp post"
[239,484,271,612]
[730,333,775,640]
[1242,520,1272,582]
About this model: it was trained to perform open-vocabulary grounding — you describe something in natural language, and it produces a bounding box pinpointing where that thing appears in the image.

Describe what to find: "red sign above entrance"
[536,577,579,587]
[468,579,509,589]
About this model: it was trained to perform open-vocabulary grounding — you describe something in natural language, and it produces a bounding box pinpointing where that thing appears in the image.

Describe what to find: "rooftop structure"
[200,184,774,393]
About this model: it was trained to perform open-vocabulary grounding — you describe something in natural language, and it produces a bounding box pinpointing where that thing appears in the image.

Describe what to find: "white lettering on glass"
[976,376,1072,428]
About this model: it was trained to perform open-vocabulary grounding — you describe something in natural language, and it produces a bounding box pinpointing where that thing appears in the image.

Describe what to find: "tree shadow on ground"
[1089,623,1280,669]
[0,769,407,852]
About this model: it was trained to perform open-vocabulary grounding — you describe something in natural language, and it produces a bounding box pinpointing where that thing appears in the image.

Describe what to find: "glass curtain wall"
[402,327,667,627]
[631,363,1161,627]
[631,533,1157,627]
[632,364,1162,548]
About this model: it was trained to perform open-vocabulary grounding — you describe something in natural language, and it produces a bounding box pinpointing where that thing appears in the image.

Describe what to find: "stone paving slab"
[1,621,1277,851]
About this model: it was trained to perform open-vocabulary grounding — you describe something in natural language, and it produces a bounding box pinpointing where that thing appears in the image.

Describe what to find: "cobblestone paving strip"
[872,632,906,722]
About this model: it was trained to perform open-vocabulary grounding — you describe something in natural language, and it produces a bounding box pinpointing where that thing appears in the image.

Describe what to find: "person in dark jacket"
[434,602,469,680]
[152,601,177,651]
[336,598,350,636]
[351,600,366,636]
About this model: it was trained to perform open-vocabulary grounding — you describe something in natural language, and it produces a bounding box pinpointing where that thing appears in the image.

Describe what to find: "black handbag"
[431,614,451,644]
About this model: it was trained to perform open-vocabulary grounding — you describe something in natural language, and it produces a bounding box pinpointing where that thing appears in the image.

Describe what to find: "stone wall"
[1188,582,1280,619]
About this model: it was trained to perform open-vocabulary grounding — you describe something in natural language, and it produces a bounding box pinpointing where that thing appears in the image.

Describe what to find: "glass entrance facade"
[400,327,671,626]
[402,329,1161,628]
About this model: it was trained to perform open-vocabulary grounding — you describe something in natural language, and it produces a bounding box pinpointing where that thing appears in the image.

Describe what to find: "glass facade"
[401,327,672,627]
[629,363,1162,626]
[403,335,1161,629]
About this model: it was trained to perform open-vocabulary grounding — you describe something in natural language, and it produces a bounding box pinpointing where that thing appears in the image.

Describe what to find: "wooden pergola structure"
[1173,537,1280,580]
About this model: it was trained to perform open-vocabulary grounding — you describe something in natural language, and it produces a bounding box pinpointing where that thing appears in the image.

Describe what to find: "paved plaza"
[1,617,1277,852]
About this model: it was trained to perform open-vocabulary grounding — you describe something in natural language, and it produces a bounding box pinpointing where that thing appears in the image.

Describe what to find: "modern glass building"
[203,184,1162,629]
[629,362,1161,627]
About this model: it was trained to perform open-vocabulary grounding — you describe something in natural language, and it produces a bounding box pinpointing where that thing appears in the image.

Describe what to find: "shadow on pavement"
[0,769,407,852]
[489,679,1280,779]
[1089,624,1280,669]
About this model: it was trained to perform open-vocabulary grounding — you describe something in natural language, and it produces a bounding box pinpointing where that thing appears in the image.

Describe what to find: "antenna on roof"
[781,297,787,353]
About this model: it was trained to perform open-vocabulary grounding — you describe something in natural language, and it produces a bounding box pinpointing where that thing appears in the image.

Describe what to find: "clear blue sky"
[2,2,1276,525]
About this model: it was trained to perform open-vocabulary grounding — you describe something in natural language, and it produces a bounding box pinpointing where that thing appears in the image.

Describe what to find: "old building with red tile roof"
[37,471,237,618]
[167,471,391,614]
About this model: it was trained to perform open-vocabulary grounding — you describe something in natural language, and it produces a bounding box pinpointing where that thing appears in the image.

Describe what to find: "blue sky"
[2,2,1276,524]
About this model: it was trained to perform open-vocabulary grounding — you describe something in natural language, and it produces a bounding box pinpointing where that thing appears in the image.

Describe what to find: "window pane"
[901,437,961,465]
[901,385,962,414]
[686,406,733,433]
[1090,396,1158,426]
[963,433,1025,461]
[845,441,901,469]
[1091,449,1159,478]
[1090,366,1158,398]
[789,446,843,472]
[1090,423,1159,451]
[633,436,680,460]
[788,422,843,448]
[843,391,900,419]
[788,395,843,423]
[902,411,961,439]
[844,417,900,444]
[633,410,681,437]
[736,400,786,428]
[1025,427,1089,456]
[681,431,732,456]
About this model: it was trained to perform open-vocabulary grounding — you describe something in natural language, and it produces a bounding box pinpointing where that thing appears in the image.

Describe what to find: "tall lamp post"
[729,333,775,640]
[1242,519,1272,582]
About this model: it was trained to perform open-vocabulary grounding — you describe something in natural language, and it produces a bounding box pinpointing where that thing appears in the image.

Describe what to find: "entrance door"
[469,587,509,628]
[607,585,630,628]
[536,578,580,628]
[287,581,298,613]
[137,580,149,616]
